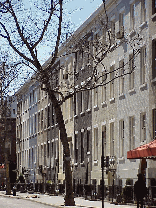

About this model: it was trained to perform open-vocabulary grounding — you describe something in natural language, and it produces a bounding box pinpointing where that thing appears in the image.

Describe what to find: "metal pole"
[102,133,104,208]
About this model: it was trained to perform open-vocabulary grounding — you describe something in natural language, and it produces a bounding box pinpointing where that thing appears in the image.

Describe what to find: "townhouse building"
[15,0,156,197]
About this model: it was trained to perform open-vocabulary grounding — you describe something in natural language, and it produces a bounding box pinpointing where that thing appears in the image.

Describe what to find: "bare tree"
[0,0,143,205]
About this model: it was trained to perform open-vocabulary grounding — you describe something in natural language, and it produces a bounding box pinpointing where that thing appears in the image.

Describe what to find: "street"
[0,196,55,208]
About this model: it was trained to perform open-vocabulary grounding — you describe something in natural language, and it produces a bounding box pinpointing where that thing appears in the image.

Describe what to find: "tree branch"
[0,22,34,64]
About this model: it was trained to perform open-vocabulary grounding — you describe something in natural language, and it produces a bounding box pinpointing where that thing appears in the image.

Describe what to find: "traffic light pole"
[102,136,104,208]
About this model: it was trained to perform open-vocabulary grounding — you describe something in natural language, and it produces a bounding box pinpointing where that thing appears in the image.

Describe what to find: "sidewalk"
[0,191,137,208]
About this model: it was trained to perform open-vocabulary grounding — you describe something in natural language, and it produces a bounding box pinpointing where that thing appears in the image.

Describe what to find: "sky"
[64,0,102,29]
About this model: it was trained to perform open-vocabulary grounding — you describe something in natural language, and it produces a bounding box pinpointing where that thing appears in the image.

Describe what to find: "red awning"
[127,139,156,159]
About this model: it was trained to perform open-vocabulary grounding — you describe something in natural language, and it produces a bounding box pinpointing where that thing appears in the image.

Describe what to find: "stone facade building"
[15,0,156,197]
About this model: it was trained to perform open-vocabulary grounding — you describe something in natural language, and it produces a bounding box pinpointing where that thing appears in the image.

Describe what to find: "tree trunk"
[49,91,75,206]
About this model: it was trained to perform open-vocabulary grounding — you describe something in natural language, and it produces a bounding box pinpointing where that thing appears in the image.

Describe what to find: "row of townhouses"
[15,0,156,195]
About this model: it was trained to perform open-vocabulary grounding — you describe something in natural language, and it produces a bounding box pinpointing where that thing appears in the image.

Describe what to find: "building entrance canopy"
[127,139,156,159]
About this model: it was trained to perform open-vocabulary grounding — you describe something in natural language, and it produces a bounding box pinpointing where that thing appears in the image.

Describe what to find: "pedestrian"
[134,173,147,208]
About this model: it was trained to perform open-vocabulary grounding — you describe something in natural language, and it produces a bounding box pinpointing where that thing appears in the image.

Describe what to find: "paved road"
[0,196,55,208]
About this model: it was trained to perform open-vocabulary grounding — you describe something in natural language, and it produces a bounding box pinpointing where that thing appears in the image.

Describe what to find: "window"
[34,114,37,134]
[87,130,90,152]
[13,109,15,114]
[74,134,78,163]
[27,119,29,137]
[119,12,124,29]
[29,117,31,136]
[94,33,99,54]
[129,53,135,90]
[44,108,47,129]
[30,93,32,104]
[140,113,146,142]
[47,142,49,158]
[102,126,106,156]
[79,49,84,69]
[41,110,43,130]
[141,0,146,23]
[80,91,84,113]
[111,21,115,45]
[32,148,33,168]
[119,120,124,157]
[47,105,50,127]
[31,116,33,135]
[110,65,115,98]
[110,122,114,156]
[130,3,135,30]
[81,132,84,163]
[153,109,156,140]
[140,46,146,84]
[94,88,98,107]
[52,105,54,125]
[152,0,156,15]
[86,90,91,110]
[33,90,35,102]
[119,60,124,95]
[38,112,40,132]
[44,144,46,166]
[74,94,78,115]
[102,71,106,102]
[41,145,43,164]
[70,97,73,118]
[94,128,98,161]
[129,116,135,150]
[152,40,156,79]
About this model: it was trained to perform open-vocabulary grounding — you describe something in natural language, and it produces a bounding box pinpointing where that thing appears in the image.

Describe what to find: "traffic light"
[106,156,109,168]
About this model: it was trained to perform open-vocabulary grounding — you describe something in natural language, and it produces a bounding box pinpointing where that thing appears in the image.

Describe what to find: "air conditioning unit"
[116,26,124,39]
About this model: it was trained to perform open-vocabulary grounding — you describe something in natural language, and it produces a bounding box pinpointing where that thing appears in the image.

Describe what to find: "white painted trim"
[101,121,106,126]
[87,127,91,131]
[109,118,115,123]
